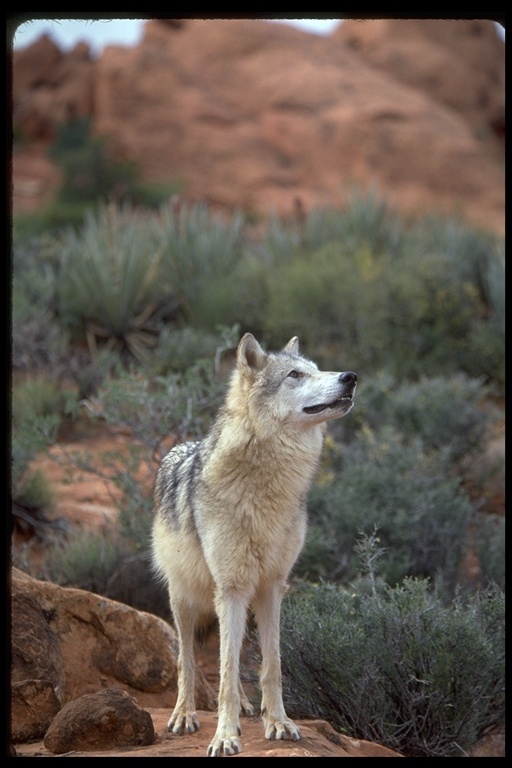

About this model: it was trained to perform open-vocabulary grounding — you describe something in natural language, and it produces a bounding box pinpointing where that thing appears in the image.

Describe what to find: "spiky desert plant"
[155,199,246,327]
[56,203,167,361]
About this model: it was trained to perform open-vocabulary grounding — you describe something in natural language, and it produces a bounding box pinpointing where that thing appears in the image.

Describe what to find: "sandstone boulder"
[11,586,65,698]
[43,688,155,754]
[10,569,215,731]
[11,679,61,743]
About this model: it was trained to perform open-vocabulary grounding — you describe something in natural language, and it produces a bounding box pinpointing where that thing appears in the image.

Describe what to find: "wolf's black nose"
[339,371,357,385]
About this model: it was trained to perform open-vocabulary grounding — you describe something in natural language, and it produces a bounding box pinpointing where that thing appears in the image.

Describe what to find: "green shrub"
[45,528,170,615]
[45,528,124,591]
[54,204,167,361]
[93,354,225,453]
[334,372,498,466]
[11,375,79,492]
[11,374,79,543]
[280,572,505,756]
[155,201,246,327]
[403,216,505,385]
[298,426,475,594]
[13,469,54,517]
[258,187,405,266]
[474,513,505,591]
[151,324,239,374]
[49,116,176,211]
[260,204,504,385]
[263,241,383,362]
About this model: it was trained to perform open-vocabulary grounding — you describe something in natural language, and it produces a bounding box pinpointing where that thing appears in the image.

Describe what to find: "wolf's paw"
[167,710,200,735]
[207,734,242,757]
[264,717,300,742]
[240,697,255,717]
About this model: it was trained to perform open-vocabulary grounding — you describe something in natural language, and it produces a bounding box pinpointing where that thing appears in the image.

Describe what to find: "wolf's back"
[153,440,203,526]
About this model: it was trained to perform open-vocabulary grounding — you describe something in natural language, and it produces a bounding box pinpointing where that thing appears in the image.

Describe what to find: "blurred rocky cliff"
[12,18,504,235]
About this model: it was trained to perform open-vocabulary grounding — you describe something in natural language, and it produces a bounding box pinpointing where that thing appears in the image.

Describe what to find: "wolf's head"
[229,333,357,431]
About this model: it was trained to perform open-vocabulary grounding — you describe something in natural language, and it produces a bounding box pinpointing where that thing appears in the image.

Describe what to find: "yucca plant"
[55,203,168,361]
[155,200,246,325]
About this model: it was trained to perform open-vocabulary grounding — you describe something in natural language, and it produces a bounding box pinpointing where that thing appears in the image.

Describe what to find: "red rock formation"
[12,19,504,233]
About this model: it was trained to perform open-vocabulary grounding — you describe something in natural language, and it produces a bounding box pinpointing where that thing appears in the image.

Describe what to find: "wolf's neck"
[204,409,324,494]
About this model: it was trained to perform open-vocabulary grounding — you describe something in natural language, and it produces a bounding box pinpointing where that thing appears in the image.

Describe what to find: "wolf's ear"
[237,333,267,375]
[283,336,299,355]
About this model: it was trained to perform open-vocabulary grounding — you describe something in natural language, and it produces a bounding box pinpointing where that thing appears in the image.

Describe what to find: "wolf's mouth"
[303,395,353,415]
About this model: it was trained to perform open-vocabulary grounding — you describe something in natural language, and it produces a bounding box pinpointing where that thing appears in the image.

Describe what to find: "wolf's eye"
[287,370,302,379]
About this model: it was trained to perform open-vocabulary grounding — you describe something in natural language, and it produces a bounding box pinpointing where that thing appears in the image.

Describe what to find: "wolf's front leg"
[253,583,300,742]
[167,601,200,735]
[207,592,249,756]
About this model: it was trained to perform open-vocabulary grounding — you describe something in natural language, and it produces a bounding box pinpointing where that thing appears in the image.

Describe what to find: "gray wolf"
[151,333,357,756]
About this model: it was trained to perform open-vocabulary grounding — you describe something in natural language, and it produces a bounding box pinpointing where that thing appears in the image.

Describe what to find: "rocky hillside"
[12,18,504,235]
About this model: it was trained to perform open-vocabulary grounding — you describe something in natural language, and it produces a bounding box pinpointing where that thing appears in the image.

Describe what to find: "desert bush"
[11,235,68,371]
[11,375,79,491]
[155,201,246,328]
[45,527,170,615]
[262,234,502,382]
[54,203,169,361]
[258,187,405,266]
[50,117,176,217]
[258,196,504,387]
[473,513,505,591]
[398,215,504,385]
[151,324,240,375]
[44,528,121,593]
[280,544,505,756]
[12,469,55,522]
[263,240,382,362]
[11,373,79,541]
[92,354,226,456]
[332,371,499,465]
[297,426,476,595]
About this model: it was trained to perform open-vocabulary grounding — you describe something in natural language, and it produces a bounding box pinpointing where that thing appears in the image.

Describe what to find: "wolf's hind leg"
[167,600,200,735]
[239,679,254,717]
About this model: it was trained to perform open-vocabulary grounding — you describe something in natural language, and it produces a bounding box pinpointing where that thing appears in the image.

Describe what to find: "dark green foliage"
[55,204,168,361]
[263,235,503,382]
[45,528,170,616]
[258,187,405,265]
[333,371,498,465]
[151,324,239,375]
[14,117,178,236]
[473,514,505,591]
[11,376,79,491]
[156,201,246,328]
[298,427,475,594]
[48,116,177,211]
[94,354,226,454]
[259,199,504,385]
[280,574,505,757]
